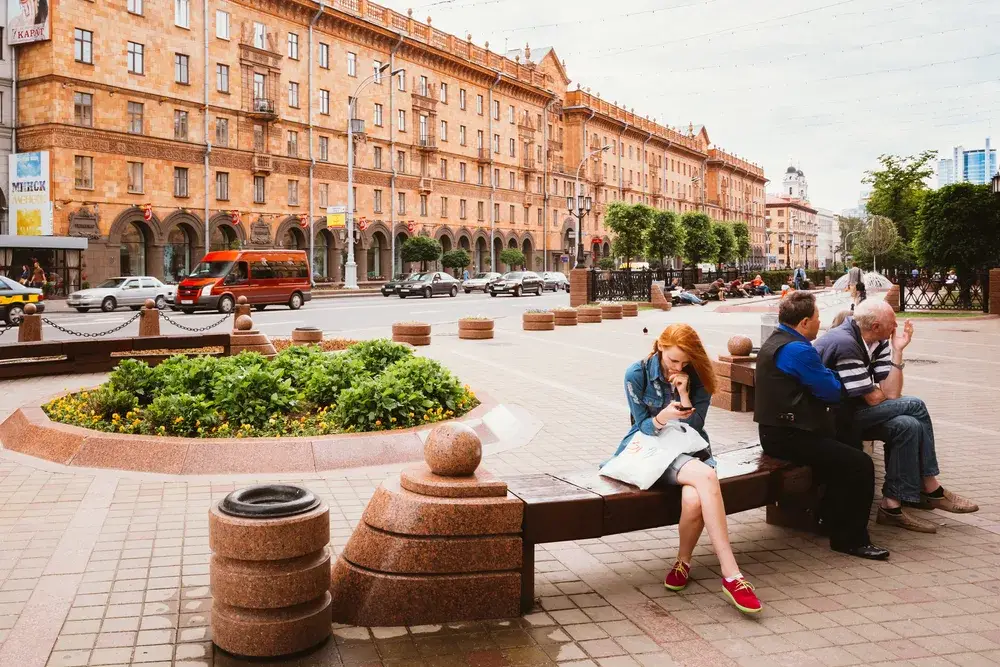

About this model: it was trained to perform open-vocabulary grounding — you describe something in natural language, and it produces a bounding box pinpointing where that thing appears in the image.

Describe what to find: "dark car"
[381,273,417,297]
[541,271,570,292]
[490,271,543,297]
[0,276,45,325]
[398,272,461,298]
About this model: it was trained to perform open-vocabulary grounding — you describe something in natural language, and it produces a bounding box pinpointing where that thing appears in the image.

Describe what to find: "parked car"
[490,271,544,297]
[68,276,175,313]
[541,271,570,292]
[175,250,312,314]
[398,272,461,298]
[0,276,44,325]
[382,273,417,297]
[462,272,502,293]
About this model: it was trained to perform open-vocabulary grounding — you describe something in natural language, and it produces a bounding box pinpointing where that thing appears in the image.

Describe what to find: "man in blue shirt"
[755,291,888,560]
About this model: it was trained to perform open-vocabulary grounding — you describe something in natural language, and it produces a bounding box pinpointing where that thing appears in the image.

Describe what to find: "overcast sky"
[381,0,1000,212]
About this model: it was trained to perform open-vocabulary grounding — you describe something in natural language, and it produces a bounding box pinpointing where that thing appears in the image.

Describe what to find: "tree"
[499,248,525,270]
[854,215,899,272]
[644,209,684,268]
[605,202,652,268]
[441,249,471,277]
[731,222,752,265]
[916,183,1000,274]
[712,221,736,267]
[400,236,442,271]
[863,151,936,242]
[836,215,866,264]
[597,257,617,271]
[680,212,718,266]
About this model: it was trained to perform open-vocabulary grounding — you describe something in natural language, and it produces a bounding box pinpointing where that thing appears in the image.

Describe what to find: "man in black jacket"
[755,291,888,560]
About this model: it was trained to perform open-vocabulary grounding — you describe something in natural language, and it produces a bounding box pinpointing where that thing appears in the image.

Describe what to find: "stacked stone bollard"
[291,327,324,346]
[17,303,42,343]
[884,284,901,313]
[209,485,332,657]
[577,305,602,323]
[553,308,578,326]
[230,314,278,358]
[233,295,252,323]
[650,283,672,311]
[522,311,554,331]
[392,321,431,346]
[600,302,623,320]
[711,335,756,412]
[138,299,160,337]
[458,317,494,340]
[621,302,639,317]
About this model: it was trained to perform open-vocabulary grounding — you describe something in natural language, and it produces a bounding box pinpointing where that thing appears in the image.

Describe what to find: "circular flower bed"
[43,340,478,438]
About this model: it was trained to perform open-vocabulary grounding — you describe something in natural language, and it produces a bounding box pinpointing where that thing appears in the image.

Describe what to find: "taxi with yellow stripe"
[0,276,45,326]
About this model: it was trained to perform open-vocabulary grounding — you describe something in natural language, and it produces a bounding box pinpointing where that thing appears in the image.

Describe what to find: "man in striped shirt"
[815,300,978,534]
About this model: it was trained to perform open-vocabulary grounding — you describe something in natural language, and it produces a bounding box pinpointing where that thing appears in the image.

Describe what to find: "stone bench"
[506,442,810,613]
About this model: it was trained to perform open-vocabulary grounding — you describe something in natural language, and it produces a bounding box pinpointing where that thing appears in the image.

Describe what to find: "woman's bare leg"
[675,460,741,579]
[676,484,705,564]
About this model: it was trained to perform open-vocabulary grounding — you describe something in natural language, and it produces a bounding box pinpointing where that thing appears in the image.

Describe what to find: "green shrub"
[107,358,158,405]
[384,356,466,413]
[153,354,222,398]
[211,364,300,428]
[145,393,219,436]
[303,354,369,407]
[334,374,429,432]
[86,386,139,420]
[343,339,413,376]
[272,344,329,387]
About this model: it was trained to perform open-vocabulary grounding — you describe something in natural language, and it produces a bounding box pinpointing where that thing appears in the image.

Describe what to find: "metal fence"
[892,269,990,313]
[590,270,653,302]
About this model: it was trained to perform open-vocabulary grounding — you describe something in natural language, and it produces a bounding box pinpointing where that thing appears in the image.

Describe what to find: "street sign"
[326,205,347,228]
[560,254,569,263]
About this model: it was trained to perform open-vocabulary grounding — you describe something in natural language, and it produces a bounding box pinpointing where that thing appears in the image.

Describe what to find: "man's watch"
[889,360,905,370]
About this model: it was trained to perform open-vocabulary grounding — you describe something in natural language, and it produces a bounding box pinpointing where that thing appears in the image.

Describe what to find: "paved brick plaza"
[2,296,1000,667]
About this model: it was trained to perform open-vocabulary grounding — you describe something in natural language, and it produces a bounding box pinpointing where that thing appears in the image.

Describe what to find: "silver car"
[68,277,176,313]
[462,272,502,293]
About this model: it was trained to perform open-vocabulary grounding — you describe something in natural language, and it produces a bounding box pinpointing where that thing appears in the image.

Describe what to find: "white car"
[461,272,502,293]
[68,277,176,313]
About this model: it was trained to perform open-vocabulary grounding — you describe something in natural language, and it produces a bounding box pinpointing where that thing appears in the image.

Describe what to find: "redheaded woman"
[617,323,762,614]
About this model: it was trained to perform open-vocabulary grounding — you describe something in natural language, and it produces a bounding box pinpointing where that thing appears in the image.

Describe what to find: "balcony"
[592,171,606,185]
[476,147,491,163]
[411,89,437,114]
[418,178,434,193]
[252,153,273,173]
[652,181,662,195]
[548,138,563,152]
[521,157,537,171]
[417,135,438,152]
[249,98,277,121]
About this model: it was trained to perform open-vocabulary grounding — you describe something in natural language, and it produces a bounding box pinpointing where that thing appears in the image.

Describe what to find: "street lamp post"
[569,145,611,269]
[345,63,403,289]
[764,228,772,270]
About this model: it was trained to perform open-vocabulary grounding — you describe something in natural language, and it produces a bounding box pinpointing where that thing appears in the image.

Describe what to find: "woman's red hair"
[648,323,716,394]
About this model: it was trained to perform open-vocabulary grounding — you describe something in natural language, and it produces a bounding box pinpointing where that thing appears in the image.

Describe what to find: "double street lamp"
[344,62,404,290]
[568,145,611,269]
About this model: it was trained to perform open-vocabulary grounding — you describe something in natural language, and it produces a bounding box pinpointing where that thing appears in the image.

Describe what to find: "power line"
[498,0,723,34]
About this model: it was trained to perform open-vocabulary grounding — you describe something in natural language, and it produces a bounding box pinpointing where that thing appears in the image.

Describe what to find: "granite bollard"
[17,303,42,343]
[230,313,277,358]
[138,299,160,337]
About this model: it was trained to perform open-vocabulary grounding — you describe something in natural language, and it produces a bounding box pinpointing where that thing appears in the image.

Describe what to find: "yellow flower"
[390,417,396,423]
[408,412,414,418]
[375,420,382,427]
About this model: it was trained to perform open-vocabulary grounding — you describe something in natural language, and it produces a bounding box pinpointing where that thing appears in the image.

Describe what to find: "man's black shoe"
[832,543,890,561]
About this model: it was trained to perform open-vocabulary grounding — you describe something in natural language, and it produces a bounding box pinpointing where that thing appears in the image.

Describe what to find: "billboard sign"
[326,205,346,228]
[8,0,51,45]
[9,151,52,236]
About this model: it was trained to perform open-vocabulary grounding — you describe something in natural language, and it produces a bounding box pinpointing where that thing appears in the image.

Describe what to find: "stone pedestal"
[554,309,578,326]
[600,303,623,320]
[621,302,639,317]
[711,355,756,412]
[291,327,323,345]
[990,268,1000,316]
[569,269,589,307]
[230,315,277,358]
[17,304,42,343]
[650,283,672,311]
[330,423,523,626]
[209,486,331,657]
[885,284,901,313]
[458,318,494,340]
[392,322,431,346]
[522,312,554,331]
[577,306,602,323]
[138,300,160,337]
[233,296,252,326]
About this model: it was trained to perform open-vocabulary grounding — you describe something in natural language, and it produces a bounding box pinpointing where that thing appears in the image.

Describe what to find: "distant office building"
[937,139,998,187]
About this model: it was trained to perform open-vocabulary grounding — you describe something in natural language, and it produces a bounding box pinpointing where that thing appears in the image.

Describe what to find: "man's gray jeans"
[853,396,940,503]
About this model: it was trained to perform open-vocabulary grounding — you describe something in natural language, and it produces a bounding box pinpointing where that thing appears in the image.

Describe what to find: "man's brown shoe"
[877,506,937,533]
[918,488,979,513]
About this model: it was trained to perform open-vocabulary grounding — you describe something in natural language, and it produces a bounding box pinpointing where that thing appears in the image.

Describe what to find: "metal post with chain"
[41,312,143,338]
[159,311,232,333]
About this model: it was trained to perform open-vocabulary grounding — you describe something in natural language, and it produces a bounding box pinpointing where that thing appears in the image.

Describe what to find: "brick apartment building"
[10,0,767,287]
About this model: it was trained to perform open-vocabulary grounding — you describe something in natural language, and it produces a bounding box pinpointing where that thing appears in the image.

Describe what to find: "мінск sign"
[9,152,53,236]
[8,0,51,45]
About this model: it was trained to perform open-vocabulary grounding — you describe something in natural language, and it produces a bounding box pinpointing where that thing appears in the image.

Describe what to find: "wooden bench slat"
[0,341,65,361]
[505,474,603,544]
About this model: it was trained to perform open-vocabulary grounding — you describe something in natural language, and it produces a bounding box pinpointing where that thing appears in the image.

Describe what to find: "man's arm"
[774,342,843,403]
[874,321,912,400]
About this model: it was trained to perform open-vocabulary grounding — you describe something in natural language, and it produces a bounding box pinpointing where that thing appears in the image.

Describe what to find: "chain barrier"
[42,312,142,338]
[0,324,13,338]
[159,310,231,333]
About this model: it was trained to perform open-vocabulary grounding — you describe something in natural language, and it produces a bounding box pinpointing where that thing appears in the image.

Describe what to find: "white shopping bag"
[599,422,710,490]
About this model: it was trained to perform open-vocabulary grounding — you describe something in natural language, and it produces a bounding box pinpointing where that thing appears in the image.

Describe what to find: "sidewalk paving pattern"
[1,295,1000,667]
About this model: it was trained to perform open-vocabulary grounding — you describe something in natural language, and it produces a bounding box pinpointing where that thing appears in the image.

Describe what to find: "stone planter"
[210,485,332,657]
[522,312,555,331]
[577,307,602,324]
[600,303,623,320]
[458,318,494,340]
[553,309,578,326]
[621,302,639,317]
[291,327,323,345]
[393,322,432,346]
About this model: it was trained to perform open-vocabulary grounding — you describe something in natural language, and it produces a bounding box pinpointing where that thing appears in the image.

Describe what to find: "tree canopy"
[499,248,526,269]
[400,236,442,271]
[731,222,752,264]
[644,209,684,268]
[712,221,736,266]
[605,202,652,268]
[441,249,471,275]
[915,183,1000,273]
[863,151,936,243]
[680,212,719,266]
[597,257,617,271]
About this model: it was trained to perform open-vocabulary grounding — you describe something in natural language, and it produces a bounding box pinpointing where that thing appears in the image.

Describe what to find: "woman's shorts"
[660,448,716,486]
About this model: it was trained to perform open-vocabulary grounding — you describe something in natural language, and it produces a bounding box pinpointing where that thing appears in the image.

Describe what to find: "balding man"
[815,300,978,534]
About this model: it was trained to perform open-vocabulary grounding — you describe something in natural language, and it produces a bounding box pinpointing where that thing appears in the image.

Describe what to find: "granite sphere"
[727,335,753,357]
[235,314,254,331]
[424,422,482,476]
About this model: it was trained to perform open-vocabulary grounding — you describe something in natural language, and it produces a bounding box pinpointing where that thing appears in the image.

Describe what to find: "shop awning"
[0,235,88,250]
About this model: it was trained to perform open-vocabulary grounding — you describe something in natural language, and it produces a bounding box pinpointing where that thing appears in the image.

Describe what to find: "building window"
[397,150,406,174]
[441,197,448,217]
[288,81,299,107]
[216,172,229,200]
[419,75,428,96]
[174,167,189,197]
[320,89,330,115]
[74,156,93,189]
[493,134,500,154]
[175,0,190,28]
[440,158,447,179]
[347,52,356,77]
[288,180,299,206]
[287,32,299,59]
[509,138,515,157]
[374,103,383,126]
[287,131,298,157]
[476,94,483,115]
[373,60,383,83]
[459,199,466,219]
[459,163,466,182]
[73,92,93,127]
[74,29,93,64]
[397,109,406,132]
[253,22,266,49]
[374,189,383,213]
[537,208,543,225]
[374,146,382,169]
[494,203,500,220]
[477,130,484,149]
[398,192,406,214]
[128,0,143,15]
[397,70,406,91]
[440,120,447,142]
[477,201,484,221]
[420,194,428,217]
[509,205,515,222]
[319,43,329,68]
[459,125,466,146]
[459,89,466,110]
[216,64,229,92]
[253,176,266,203]
[216,117,229,147]
[174,110,188,140]
[127,162,143,193]
[439,82,448,103]
[319,183,329,208]
[477,166,484,185]
[127,42,144,74]
[319,136,329,161]
[508,172,515,189]
[127,102,143,134]
[508,105,514,124]
[492,99,499,120]
[174,53,190,84]
[216,10,230,39]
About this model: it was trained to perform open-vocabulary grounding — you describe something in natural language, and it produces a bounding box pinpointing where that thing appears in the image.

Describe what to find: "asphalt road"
[25,290,575,342]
